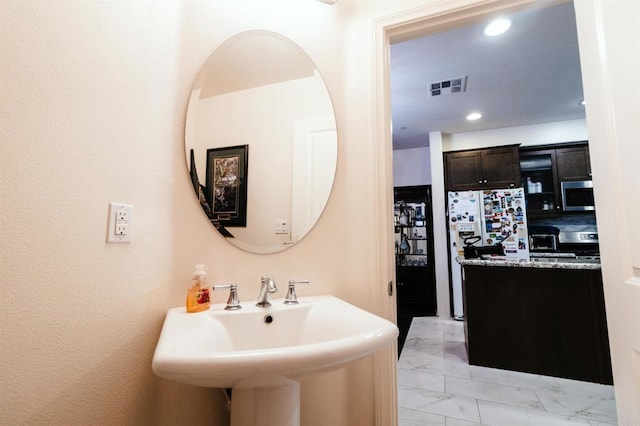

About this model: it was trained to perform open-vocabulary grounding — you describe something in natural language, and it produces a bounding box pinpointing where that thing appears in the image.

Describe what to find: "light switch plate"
[107,202,133,243]
[275,219,289,234]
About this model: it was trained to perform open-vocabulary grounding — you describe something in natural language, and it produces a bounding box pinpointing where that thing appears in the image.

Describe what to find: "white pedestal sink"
[152,295,398,426]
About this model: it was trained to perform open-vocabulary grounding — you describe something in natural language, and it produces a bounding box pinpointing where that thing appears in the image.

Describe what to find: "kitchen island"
[458,256,613,384]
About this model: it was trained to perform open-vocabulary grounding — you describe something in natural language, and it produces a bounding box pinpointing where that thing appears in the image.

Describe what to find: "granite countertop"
[456,256,601,270]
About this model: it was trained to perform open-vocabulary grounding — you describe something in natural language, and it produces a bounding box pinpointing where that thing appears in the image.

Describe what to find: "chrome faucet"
[256,275,277,307]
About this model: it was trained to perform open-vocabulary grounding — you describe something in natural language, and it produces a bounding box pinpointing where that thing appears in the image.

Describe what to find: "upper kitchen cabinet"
[556,144,591,181]
[519,148,562,218]
[444,150,482,190]
[444,145,521,191]
[520,142,592,217]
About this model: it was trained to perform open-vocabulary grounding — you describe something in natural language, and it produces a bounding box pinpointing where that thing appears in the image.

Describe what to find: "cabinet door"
[519,148,561,218]
[396,269,424,303]
[556,145,592,181]
[396,267,437,315]
[481,146,521,188]
[444,150,483,191]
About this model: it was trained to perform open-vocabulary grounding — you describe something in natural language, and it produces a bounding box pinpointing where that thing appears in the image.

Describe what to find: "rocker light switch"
[275,219,289,234]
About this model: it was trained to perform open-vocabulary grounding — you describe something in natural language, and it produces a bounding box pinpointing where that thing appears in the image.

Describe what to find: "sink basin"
[152,295,398,389]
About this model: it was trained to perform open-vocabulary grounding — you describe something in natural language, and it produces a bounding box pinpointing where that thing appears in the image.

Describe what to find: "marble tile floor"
[398,317,618,426]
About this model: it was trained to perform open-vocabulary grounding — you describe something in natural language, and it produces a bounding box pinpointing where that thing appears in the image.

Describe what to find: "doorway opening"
[389,0,586,327]
[382,1,617,424]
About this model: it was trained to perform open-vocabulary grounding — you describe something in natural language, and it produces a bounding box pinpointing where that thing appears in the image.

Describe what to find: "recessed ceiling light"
[484,18,511,37]
[466,112,482,121]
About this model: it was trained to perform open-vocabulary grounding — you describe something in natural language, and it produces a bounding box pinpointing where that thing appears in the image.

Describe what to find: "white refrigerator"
[448,188,530,319]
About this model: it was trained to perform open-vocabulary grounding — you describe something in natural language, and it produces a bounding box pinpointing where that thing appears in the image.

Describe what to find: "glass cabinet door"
[394,202,429,266]
[520,150,561,217]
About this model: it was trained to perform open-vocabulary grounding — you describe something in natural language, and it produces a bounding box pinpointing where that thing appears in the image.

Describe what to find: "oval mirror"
[185,30,337,254]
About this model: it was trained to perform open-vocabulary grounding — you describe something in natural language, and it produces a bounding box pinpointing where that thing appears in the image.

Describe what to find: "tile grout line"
[475,397,485,425]
[399,317,617,426]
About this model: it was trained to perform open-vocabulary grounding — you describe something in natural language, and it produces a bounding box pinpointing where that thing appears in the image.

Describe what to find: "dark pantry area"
[394,185,437,354]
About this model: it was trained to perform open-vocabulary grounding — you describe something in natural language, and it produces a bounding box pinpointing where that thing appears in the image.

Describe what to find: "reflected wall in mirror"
[185,30,338,254]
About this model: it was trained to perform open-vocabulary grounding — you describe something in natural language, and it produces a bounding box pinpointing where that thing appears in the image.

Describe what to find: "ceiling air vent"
[429,76,468,97]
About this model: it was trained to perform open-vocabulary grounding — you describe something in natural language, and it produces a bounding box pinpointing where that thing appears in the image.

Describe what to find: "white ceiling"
[390,1,585,150]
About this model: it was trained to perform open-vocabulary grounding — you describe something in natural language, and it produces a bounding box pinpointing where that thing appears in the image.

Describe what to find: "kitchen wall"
[444,118,588,151]
[393,147,432,186]
[0,1,435,424]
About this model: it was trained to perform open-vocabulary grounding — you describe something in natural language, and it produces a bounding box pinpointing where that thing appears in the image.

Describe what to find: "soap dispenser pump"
[186,264,210,313]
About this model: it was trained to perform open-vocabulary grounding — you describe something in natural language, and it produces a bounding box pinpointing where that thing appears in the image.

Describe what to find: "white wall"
[393,147,431,186]
[444,118,588,151]
[427,132,450,317]
[0,1,435,425]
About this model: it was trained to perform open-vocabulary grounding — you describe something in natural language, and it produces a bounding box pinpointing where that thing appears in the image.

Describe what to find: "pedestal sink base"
[230,378,300,426]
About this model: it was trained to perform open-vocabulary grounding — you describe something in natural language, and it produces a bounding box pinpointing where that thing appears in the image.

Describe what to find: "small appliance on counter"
[528,225,560,252]
[462,236,506,259]
[559,230,600,259]
[529,229,600,263]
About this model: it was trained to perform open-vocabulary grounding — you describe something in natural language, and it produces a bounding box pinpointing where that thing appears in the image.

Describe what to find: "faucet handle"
[213,283,241,310]
[284,280,310,305]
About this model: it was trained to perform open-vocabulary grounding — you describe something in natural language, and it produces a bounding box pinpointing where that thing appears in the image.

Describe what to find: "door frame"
[371,2,547,423]
[369,0,639,424]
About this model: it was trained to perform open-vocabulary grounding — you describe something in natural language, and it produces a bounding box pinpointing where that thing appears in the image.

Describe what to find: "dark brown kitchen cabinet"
[444,150,483,190]
[519,142,591,217]
[396,267,436,315]
[556,145,591,181]
[444,145,520,191]
[519,148,562,218]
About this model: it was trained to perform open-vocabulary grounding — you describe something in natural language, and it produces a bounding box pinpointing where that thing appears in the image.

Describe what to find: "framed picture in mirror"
[205,145,248,227]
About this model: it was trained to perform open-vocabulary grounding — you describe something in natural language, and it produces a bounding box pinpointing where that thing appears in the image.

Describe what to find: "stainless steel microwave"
[561,180,595,211]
